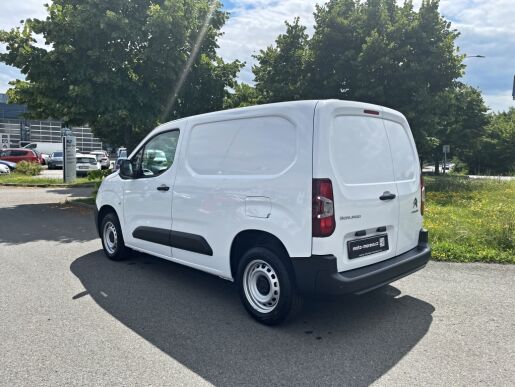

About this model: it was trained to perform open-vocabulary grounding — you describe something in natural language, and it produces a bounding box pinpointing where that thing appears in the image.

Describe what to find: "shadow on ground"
[47,187,93,198]
[71,250,434,386]
[0,203,96,245]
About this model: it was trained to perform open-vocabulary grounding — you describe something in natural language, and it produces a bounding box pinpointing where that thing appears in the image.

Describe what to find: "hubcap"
[103,221,118,255]
[243,259,280,313]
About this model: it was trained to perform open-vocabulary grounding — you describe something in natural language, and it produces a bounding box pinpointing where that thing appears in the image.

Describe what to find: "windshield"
[52,152,63,157]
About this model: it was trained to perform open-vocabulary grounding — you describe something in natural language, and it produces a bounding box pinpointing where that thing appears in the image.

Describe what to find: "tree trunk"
[123,125,133,154]
[434,159,440,175]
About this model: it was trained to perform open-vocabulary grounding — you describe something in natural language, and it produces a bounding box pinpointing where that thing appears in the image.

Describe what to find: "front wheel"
[237,247,302,325]
[100,212,130,261]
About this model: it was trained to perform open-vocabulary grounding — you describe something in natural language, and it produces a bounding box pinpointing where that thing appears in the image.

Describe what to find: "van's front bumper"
[292,229,431,295]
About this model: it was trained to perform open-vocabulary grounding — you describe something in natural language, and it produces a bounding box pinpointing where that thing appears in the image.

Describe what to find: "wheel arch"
[230,230,291,279]
[97,204,120,235]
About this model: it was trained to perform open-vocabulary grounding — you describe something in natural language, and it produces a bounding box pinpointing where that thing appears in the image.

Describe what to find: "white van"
[23,142,62,155]
[23,142,62,164]
[95,100,430,325]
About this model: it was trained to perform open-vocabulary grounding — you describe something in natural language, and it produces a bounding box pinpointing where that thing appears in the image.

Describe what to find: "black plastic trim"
[133,226,170,246]
[292,229,431,295]
[132,226,213,256]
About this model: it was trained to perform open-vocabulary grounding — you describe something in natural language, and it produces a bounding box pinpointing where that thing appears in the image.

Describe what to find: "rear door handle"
[157,184,170,192]
[379,192,396,200]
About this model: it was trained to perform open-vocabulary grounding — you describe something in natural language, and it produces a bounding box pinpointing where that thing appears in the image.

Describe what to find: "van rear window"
[384,120,417,181]
[330,115,395,185]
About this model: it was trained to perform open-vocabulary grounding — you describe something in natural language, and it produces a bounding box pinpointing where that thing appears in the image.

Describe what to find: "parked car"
[95,100,431,325]
[76,154,100,176]
[0,160,16,171]
[0,148,40,164]
[47,151,64,169]
[0,163,10,174]
[32,150,45,165]
[90,150,110,170]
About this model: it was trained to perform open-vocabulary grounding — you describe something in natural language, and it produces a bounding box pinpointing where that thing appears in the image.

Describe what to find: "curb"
[0,183,96,188]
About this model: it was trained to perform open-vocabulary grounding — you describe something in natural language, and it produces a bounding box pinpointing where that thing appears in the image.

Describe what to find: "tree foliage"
[224,82,260,109]
[249,0,496,171]
[476,108,515,174]
[0,0,241,148]
[253,17,309,103]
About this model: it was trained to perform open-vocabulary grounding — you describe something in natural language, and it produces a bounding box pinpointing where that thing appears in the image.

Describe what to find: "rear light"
[312,179,336,237]
[364,109,380,115]
[420,174,425,215]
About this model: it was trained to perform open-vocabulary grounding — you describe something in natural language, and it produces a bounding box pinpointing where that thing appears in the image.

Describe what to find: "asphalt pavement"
[0,187,514,386]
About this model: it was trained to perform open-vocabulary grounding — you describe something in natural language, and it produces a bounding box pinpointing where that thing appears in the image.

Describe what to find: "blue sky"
[1,0,514,112]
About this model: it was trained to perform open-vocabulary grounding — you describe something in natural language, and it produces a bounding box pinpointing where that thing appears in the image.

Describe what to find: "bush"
[87,168,112,181]
[449,158,469,175]
[16,161,42,176]
[87,168,112,199]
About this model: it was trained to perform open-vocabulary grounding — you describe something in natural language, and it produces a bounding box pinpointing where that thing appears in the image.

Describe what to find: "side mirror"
[119,159,133,179]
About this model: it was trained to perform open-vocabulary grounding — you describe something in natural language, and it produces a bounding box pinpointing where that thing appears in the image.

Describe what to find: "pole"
[444,150,447,175]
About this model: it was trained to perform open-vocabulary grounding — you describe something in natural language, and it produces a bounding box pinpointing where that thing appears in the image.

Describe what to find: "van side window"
[131,130,180,178]
[187,116,296,176]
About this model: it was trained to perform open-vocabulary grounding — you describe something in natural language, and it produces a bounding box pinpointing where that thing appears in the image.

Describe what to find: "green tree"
[224,82,260,109]
[252,0,468,164]
[476,108,515,174]
[253,17,309,102]
[434,84,489,174]
[1,0,241,148]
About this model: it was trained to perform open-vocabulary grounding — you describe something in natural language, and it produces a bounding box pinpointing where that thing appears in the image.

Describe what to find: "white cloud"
[0,0,47,31]
[219,0,321,84]
[483,91,515,113]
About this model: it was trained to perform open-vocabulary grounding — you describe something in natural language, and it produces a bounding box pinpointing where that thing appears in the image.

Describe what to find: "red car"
[0,148,40,164]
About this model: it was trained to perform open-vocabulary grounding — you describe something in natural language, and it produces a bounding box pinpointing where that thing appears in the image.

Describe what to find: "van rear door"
[313,102,400,272]
[382,112,423,255]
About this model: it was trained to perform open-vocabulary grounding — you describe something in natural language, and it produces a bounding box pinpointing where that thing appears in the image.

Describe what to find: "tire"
[237,246,302,325]
[100,212,130,261]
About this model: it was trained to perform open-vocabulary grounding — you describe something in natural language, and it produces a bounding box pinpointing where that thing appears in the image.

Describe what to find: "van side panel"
[170,102,316,279]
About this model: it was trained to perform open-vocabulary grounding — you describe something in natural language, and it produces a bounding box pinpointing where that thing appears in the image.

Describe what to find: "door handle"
[379,191,396,200]
[157,184,170,192]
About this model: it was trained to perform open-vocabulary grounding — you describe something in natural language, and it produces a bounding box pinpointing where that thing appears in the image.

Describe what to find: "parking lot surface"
[0,187,514,386]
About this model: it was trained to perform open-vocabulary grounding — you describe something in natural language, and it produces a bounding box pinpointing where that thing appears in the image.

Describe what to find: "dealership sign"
[63,135,76,183]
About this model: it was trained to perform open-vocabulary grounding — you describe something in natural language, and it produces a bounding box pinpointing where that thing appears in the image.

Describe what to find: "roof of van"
[149,99,406,141]
[157,99,406,129]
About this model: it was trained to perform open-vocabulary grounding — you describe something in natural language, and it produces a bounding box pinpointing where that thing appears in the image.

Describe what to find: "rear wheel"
[100,212,130,261]
[237,247,302,325]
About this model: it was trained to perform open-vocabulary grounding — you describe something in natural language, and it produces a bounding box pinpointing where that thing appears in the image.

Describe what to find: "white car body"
[95,100,430,324]
[23,142,62,155]
[76,154,100,176]
[0,164,10,174]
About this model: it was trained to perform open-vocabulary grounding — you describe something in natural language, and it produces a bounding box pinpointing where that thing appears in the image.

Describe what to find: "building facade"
[0,94,103,152]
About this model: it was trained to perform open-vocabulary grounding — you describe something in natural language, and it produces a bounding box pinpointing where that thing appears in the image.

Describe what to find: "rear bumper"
[292,229,431,295]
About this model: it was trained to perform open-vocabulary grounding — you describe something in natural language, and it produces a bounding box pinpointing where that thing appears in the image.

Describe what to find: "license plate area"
[347,234,389,259]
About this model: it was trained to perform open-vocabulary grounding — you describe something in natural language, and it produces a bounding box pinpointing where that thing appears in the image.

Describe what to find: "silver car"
[90,150,111,170]
[47,151,63,169]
